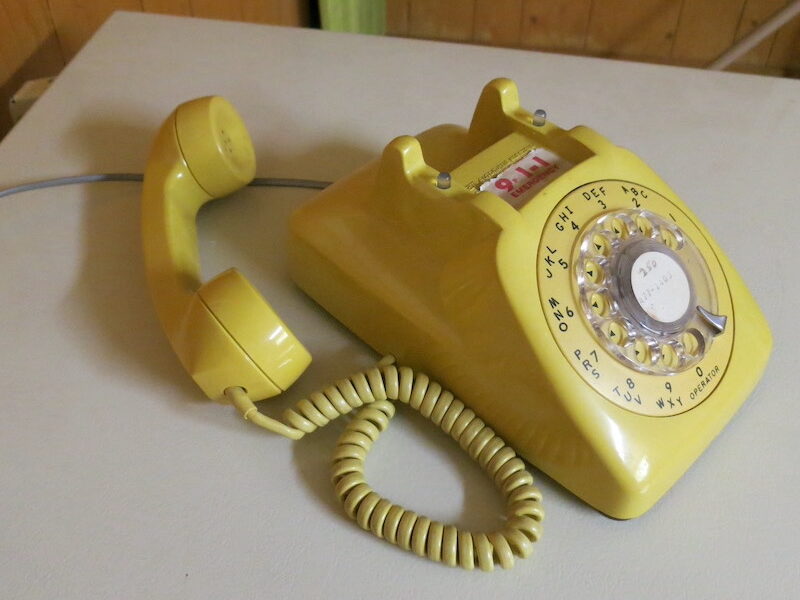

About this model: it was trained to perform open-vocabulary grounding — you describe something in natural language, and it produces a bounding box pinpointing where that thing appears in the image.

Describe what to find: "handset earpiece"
[173,95,257,198]
[142,96,310,403]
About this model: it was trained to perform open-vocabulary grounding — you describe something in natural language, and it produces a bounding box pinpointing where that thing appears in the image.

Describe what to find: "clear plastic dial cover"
[576,209,717,375]
[537,181,734,416]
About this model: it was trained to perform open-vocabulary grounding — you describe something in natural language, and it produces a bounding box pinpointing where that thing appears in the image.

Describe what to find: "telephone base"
[289,79,771,518]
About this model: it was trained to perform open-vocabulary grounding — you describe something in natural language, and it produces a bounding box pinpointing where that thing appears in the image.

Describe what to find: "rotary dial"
[575,209,719,375]
[537,180,734,416]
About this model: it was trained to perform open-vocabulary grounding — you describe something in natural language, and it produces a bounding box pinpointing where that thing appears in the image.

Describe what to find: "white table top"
[1,11,798,599]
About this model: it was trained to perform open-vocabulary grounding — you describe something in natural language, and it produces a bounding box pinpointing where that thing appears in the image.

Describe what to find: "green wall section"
[319,0,386,34]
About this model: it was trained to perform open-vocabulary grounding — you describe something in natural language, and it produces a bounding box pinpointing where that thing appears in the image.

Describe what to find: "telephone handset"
[141,79,771,571]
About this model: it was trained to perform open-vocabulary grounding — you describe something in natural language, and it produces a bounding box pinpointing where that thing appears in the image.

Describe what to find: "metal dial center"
[614,242,694,335]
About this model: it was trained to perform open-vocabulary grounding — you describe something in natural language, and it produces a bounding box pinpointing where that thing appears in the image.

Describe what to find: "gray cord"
[0,173,143,199]
[0,173,331,199]
[251,177,330,190]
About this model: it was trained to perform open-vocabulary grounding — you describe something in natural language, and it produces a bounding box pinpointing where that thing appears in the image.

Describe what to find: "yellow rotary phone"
[141,78,771,571]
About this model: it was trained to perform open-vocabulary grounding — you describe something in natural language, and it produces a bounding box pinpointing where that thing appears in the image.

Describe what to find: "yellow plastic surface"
[289,78,772,519]
[141,97,310,402]
[174,95,257,198]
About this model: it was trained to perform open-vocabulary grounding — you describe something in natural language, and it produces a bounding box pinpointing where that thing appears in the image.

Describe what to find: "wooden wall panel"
[0,0,64,135]
[141,0,192,16]
[585,0,683,62]
[671,0,746,67]
[0,0,308,139]
[393,0,798,71]
[732,0,787,68]
[473,0,522,47]
[242,0,309,25]
[408,0,475,42]
[48,0,144,60]
[767,11,800,72]
[35,0,311,70]
[520,0,592,52]
[2,0,799,141]
[386,0,410,36]
[190,0,242,20]
[49,0,309,62]
[0,0,57,71]
[141,0,307,24]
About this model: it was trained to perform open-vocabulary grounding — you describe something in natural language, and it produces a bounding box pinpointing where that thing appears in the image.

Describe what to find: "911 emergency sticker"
[480,147,572,208]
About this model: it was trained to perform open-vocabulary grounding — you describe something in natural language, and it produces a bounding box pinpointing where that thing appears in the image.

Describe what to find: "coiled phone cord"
[226,357,544,572]
[1,174,542,569]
